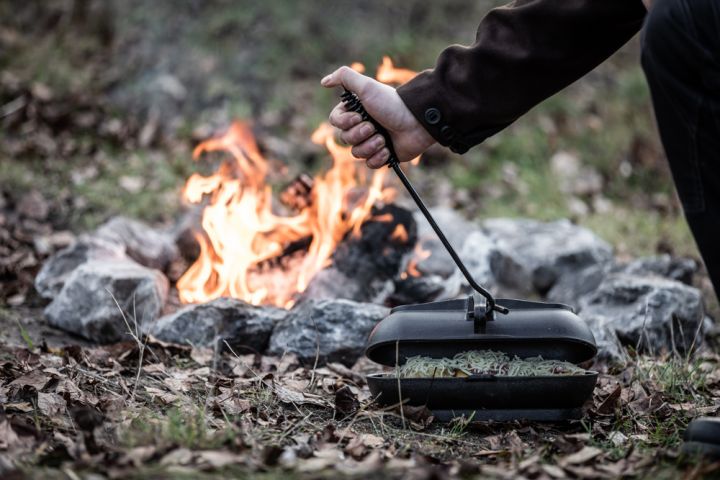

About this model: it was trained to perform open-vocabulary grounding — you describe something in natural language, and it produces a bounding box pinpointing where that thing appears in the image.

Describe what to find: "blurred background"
[0,0,695,259]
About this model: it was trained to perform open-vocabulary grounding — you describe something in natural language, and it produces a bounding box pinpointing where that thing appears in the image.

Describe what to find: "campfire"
[177,58,421,309]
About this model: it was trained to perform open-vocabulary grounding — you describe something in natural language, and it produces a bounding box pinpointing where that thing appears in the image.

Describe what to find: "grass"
[634,355,711,404]
[15,318,34,350]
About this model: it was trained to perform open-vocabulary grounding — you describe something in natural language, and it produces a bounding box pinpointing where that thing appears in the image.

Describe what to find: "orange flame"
[178,58,419,308]
[401,242,431,279]
[391,224,409,243]
[376,56,417,85]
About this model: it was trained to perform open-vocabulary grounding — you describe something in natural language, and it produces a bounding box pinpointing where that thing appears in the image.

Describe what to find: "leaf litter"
[0,334,719,478]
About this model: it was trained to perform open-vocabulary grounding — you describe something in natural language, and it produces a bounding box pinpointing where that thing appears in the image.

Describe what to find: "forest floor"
[1,329,719,479]
[2,1,720,478]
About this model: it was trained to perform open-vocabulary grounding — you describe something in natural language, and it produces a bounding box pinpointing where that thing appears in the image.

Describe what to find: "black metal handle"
[340,89,508,320]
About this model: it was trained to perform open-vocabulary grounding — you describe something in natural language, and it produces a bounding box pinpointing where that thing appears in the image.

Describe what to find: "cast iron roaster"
[340,90,598,421]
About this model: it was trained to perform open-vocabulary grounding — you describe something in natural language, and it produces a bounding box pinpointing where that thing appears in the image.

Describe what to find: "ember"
[177,58,421,308]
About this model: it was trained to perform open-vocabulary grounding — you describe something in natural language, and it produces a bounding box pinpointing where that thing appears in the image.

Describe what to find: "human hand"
[321,66,436,168]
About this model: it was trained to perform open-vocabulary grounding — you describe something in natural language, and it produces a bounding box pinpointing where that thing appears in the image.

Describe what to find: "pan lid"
[365,297,597,366]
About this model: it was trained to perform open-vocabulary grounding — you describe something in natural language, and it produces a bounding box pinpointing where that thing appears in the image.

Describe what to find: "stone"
[95,216,179,271]
[389,274,447,306]
[546,255,699,309]
[455,230,502,294]
[482,218,613,295]
[34,237,126,299]
[301,268,394,305]
[579,274,704,355]
[147,297,286,352]
[582,313,627,364]
[413,207,473,279]
[546,264,609,309]
[45,259,168,343]
[268,299,389,366]
[614,255,697,285]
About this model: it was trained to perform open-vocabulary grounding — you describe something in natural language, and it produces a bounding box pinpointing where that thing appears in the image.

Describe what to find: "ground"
[1,1,720,478]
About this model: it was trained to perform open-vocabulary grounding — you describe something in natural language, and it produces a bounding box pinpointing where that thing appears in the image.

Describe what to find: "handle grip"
[340,89,508,320]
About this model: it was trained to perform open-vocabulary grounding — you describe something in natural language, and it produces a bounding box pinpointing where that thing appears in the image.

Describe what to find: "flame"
[178,58,419,308]
[391,224,409,243]
[401,242,431,279]
[376,56,417,85]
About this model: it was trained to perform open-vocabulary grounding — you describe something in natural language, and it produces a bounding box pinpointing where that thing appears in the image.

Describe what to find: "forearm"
[397,0,647,154]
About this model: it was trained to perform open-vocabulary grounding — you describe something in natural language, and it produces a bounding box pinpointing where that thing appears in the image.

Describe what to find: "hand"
[321,66,436,168]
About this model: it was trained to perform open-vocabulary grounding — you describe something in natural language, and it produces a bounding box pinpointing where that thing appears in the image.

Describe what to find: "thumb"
[321,66,371,96]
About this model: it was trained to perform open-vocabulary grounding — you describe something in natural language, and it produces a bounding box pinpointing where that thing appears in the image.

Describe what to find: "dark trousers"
[641,0,720,301]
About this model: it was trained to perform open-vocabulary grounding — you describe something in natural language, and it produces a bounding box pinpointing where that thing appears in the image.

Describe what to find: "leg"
[641,0,720,301]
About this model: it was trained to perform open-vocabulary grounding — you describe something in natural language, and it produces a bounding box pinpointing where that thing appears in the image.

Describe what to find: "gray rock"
[414,207,474,279]
[482,218,613,294]
[546,264,610,309]
[582,313,627,365]
[35,237,126,299]
[45,259,168,343]
[147,297,286,353]
[268,299,389,366]
[301,267,394,305]
[614,255,697,285]
[579,274,704,355]
[547,255,699,309]
[95,216,179,271]
[413,206,471,247]
[457,230,498,290]
[389,274,447,306]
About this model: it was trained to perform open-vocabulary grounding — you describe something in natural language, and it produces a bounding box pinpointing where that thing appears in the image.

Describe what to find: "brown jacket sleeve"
[397,0,647,154]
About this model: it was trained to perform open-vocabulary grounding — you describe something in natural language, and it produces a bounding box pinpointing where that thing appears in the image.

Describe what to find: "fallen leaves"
[0,339,718,478]
[334,385,359,419]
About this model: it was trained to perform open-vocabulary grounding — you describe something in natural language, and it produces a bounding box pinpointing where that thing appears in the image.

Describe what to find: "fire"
[401,242,431,280]
[391,224,409,243]
[177,57,422,308]
[376,56,417,85]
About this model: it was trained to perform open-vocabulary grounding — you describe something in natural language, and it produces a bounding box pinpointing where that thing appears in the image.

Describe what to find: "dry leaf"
[541,463,567,478]
[160,447,194,466]
[0,418,21,450]
[197,450,245,468]
[8,370,50,390]
[37,392,66,416]
[190,347,214,366]
[560,446,602,466]
[273,384,328,407]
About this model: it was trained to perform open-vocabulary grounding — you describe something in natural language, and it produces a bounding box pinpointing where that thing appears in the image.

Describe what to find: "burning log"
[300,204,416,304]
[280,173,314,212]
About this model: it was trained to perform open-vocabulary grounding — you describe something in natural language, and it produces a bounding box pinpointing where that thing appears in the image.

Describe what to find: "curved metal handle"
[340,89,508,319]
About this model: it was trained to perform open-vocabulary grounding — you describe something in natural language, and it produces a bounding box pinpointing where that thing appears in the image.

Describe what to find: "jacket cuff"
[397,71,472,154]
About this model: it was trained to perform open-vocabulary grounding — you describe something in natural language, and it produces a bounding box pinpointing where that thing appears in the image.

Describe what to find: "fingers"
[329,100,377,147]
[366,148,390,169]
[339,121,376,145]
[321,66,370,95]
[351,133,385,158]
[328,102,362,130]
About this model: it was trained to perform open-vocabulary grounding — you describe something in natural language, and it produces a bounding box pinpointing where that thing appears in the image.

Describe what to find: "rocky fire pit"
[35,206,710,365]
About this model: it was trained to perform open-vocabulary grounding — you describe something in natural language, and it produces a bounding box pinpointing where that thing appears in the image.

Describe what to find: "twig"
[307,312,321,393]
[395,340,405,429]
[686,313,706,363]
[636,298,651,354]
[107,289,146,402]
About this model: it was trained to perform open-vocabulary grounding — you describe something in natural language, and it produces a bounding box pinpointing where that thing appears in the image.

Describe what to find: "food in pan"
[398,350,587,378]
